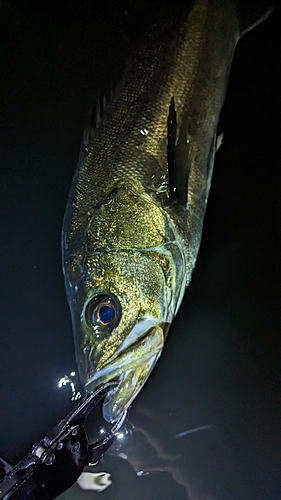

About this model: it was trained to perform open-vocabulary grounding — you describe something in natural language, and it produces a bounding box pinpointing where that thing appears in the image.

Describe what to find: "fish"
[62,0,274,423]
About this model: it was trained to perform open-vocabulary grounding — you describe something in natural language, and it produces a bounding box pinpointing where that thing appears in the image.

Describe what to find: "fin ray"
[235,0,274,36]
[167,98,190,206]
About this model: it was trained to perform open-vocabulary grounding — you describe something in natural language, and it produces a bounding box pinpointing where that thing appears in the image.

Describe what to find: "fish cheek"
[135,250,176,321]
[128,255,167,321]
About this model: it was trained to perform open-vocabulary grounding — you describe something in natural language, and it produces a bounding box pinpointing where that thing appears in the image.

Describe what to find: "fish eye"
[85,294,120,330]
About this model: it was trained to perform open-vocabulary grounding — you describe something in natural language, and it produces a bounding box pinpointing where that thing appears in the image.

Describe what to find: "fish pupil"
[85,293,120,330]
[99,304,114,325]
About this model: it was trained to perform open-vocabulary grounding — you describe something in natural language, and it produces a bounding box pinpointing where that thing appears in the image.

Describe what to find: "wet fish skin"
[62,0,273,422]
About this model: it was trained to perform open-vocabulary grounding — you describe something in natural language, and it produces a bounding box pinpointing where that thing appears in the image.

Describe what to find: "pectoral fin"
[235,0,274,36]
[167,98,190,206]
[205,133,217,203]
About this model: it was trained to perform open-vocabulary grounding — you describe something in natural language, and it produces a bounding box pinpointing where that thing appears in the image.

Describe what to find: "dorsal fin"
[82,90,114,150]
[77,89,114,166]
[167,97,190,206]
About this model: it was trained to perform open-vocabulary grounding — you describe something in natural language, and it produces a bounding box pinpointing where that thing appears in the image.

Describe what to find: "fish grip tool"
[0,382,124,500]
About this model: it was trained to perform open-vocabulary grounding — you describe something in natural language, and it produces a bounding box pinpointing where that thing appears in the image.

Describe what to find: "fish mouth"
[84,321,165,423]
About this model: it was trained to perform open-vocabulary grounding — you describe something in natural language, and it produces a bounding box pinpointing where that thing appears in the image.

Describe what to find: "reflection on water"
[57,393,224,500]
[104,401,216,499]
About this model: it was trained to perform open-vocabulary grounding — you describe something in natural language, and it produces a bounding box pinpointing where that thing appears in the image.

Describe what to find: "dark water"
[0,1,280,499]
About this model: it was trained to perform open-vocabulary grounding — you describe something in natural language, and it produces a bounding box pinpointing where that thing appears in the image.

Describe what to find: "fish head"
[64,181,186,422]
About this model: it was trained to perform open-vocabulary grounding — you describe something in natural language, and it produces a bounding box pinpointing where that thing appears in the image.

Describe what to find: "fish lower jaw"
[85,324,164,386]
[95,355,160,423]
[84,326,164,422]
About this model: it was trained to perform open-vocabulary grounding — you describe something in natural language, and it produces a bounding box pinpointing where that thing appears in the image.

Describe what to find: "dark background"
[0,1,280,499]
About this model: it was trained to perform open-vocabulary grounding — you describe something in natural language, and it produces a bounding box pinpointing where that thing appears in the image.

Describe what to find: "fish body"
[62,0,273,422]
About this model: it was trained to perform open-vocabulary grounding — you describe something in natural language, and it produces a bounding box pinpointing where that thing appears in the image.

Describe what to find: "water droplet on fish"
[140,128,149,136]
